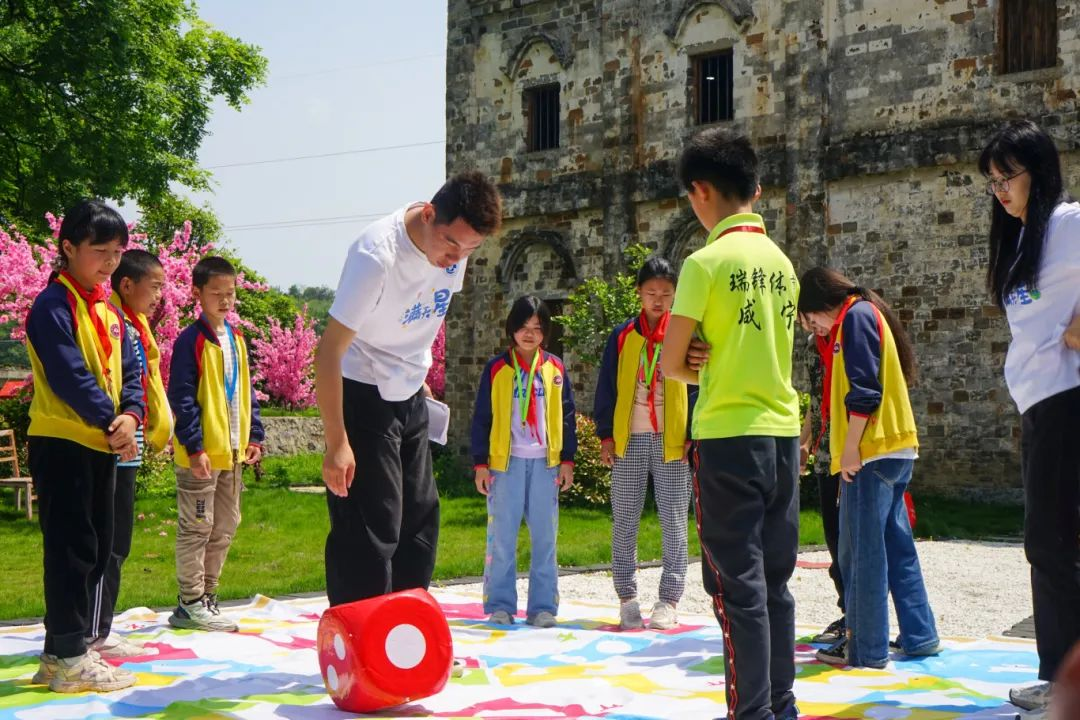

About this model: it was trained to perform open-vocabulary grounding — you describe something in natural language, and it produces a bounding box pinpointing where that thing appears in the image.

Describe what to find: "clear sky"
[183,1,448,290]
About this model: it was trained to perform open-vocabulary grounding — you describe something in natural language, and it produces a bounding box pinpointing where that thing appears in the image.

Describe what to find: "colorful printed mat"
[0,590,1037,718]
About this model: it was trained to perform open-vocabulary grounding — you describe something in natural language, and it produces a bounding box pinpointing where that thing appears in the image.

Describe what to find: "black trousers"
[29,437,116,659]
[694,436,800,720]
[90,464,136,640]
[1020,385,1080,682]
[325,380,438,606]
[816,471,845,614]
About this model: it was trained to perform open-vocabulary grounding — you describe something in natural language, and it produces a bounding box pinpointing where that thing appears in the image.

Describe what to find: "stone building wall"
[444,0,1080,499]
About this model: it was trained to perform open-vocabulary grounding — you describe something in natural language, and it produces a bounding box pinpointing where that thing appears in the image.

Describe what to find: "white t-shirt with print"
[218,328,242,451]
[329,205,466,401]
[1003,201,1080,414]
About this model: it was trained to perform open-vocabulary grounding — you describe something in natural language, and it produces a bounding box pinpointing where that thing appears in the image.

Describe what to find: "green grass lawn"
[0,455,1024,622]
[0,487,828,621]
[258,407,321,418]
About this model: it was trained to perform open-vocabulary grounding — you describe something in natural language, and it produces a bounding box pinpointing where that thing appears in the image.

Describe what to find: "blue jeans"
[483,456,560,618]
[838,457,938,667]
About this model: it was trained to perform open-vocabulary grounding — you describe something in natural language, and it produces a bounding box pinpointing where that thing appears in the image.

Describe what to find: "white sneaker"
[619,599,644,630]
[527,611,557,629]
[48,652,136,693]
[488,610,514,626]
[168,594,238,632]
[1009,681,1053,711]
[33,650,135,685]
[649,601,679,630]
[31,653,58,685]
[90,634,153,658]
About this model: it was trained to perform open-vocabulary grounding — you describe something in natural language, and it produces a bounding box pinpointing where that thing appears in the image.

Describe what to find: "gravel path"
[446,540,1032,639]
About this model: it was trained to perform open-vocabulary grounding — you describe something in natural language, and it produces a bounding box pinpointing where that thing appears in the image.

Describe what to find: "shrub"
[433,445,473,498]
[554,244,651,369]
[135,451,176,498]
[564,413,610,509]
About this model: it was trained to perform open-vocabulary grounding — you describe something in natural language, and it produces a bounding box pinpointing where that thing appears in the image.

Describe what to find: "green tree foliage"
[554,244,651,369]
[226,261,298,342]
[0,0,267,227]
[285,285,334,333]
[136,195,224,253]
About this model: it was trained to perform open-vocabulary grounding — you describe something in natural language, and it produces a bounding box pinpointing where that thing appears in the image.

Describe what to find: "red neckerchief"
[120,302,153,363]
[638,310,669,432]
[716,224,767,239]
[512,349,542,441]
[816,296,862,452]
[58,271,116,380]
[119,300,152,399]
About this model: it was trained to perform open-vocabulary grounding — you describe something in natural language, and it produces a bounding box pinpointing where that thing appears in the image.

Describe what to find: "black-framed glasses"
[986,170,1027,195]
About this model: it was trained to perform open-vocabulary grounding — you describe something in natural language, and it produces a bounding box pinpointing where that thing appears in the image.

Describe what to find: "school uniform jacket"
[471,350,577,473]
[593,317,696,463]
[168,316,264,471]
[827,300,918,476]
[25,274,145,453]
[111,291,173,452]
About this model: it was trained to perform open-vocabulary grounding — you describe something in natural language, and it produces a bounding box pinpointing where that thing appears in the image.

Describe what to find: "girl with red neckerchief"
[25,200,145,694]
[798,266,939,671]
[471,295,576,629]
[594,257,695,631]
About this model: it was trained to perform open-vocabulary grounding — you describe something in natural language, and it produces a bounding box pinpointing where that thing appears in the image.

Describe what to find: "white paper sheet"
[426,397,450,445]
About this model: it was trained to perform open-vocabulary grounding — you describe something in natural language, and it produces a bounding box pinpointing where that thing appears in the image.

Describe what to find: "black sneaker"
[889,636,902,650]
[815,638,848,666]
[811,617,846,644]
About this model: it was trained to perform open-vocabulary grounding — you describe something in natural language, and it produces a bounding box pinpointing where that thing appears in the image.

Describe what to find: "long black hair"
[978,120,1065,310]
[798,267,917,386]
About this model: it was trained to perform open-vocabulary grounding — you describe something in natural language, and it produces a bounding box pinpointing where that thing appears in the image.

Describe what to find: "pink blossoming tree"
[250,311,319,409]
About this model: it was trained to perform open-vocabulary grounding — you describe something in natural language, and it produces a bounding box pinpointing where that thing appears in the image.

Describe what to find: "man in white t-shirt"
[315,171,502,606]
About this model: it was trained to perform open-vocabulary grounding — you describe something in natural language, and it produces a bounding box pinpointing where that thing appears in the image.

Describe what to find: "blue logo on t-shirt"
[1004,284,1042,307]
[399,288,453,326]
[445,264,459,276]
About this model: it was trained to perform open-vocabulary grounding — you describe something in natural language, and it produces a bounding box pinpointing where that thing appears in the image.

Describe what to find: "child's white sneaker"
[1009,681,1053,711]
[168,594,238,632]
[33,650,135,685]
[527,611,557,628]
[619,599,644,630]
[48,651,136,693]
[90,634,154,658]
[31,653,58,685]
[648,601,679,630]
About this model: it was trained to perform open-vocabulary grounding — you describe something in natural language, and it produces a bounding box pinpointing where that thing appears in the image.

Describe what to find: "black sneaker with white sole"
[811,617,846,644]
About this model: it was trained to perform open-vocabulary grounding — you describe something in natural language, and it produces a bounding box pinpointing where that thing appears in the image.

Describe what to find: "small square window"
[998,0,1057,74]
[694,50,734,124]
[525,84,560,152]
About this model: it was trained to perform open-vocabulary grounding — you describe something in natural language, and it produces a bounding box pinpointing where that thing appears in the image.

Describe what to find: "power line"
[223,212,391,232]
[273,53,444,81]
[205,139,445,170]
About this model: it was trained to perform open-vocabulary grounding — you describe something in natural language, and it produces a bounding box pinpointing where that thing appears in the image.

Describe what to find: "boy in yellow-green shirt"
[662,128,801,720]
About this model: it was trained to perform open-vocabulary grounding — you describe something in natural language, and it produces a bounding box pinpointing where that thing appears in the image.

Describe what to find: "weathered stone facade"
[444,0,1080,500]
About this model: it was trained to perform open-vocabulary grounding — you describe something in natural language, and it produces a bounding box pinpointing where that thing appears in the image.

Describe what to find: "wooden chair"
[0,429,34,520]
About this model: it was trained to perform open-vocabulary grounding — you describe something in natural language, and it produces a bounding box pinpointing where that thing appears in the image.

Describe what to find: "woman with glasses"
[979,119,1080,714]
